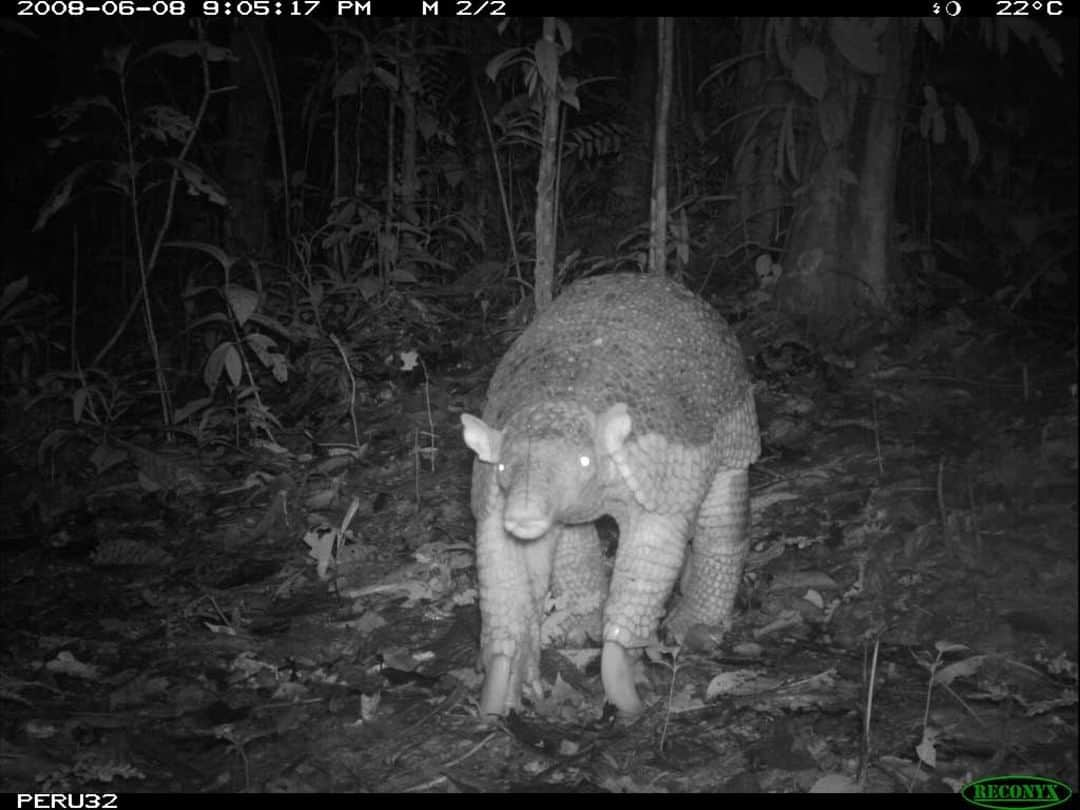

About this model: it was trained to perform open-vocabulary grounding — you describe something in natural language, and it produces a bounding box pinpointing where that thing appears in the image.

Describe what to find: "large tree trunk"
[778,18,917,346]
[399,21,420,260]
[610,18,656,235]
[854,19,916,316]
[466,43,503,257]
[223,21,272,257]
[731,17,787,258]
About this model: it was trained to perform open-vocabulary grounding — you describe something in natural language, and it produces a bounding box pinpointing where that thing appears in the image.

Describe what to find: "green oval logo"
[961,775,1072,810]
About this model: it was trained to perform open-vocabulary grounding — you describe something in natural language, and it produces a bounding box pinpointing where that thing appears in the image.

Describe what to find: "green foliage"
[34,41,228,234]
[173,243,290,442]
[0,277,62,394]
[30,367,135,472]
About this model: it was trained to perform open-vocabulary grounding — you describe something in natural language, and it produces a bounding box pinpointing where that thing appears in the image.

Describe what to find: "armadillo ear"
[461,414,502,464]
[597,403,632,455]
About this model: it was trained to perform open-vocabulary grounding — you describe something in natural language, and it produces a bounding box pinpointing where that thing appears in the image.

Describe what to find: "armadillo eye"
[497,463,506,473]
[579,455,591,468]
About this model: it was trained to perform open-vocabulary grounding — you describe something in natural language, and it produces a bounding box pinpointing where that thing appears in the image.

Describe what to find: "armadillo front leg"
[666,467,750,638]
[476,502,558,717]
[547,523,607,646]
[601,510,692,715]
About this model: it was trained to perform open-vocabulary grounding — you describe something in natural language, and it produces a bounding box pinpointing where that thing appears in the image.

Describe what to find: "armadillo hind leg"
[546,523,608,646]
[666,467,751,638]
[601,511,692,715]
[477,510,557,717]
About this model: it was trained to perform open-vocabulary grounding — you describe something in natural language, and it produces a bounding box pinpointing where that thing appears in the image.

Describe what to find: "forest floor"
[1,301,1076,794]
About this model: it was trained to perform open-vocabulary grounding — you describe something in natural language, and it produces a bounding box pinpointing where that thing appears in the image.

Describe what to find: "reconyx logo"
[961,775,1072,810]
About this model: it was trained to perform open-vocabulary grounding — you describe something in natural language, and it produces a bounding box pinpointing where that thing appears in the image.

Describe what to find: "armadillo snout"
[500,449,564,539]
[503,507,553,540]
[503,482,556,538]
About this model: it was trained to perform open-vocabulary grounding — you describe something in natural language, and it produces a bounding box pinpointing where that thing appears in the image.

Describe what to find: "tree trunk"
[610,18,656,235]
[533,17,561,311]
[854,19,917,315]
[732,17,786,257]
[399,22,420,259]
[648,18,674,276]
[778,18,917,346]
[467,45,503,256]
[223,21,271,257]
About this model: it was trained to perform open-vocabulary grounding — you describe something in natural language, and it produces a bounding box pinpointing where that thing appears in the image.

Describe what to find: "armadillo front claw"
[479,638,542,718]
[479,653,515,719]
[601,640,644,717]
